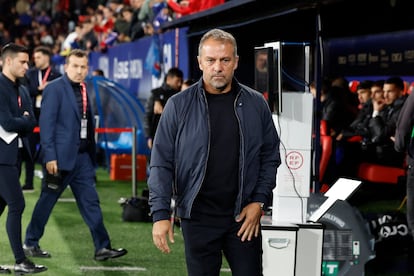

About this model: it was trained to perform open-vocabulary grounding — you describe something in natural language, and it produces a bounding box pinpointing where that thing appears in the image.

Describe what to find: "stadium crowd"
[0,0,226,62]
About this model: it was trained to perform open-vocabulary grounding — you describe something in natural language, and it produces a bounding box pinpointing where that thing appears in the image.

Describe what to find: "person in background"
[144,67,183,150]
[338,80,384,142]
[113,6,134,43]
[23,49,127,262]
[310,78,347,185]
[22,45,62,191]
[395,83,414,242]
[129,0,150,41]
[181,78,195,91]
[363,76,407,166]
[336,80,377,178]
[355,80,374,110]
[92,69,105,77]
[0,43,47,275]
[148,28,281,275]
[167,0,225,17]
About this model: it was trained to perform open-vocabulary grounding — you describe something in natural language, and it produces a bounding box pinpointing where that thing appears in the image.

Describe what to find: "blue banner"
[86,27,189,99]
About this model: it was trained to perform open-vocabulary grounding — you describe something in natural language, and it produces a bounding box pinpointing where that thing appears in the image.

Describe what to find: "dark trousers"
[17,132,39,188]
[0,165,26,262]
[24,152,111,252]
[17,147,34,187]
[407,162,414,238]
[180,214,263,276]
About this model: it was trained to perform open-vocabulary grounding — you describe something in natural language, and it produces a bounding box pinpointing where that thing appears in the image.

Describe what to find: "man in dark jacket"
[364,76,407,166]
[0,43,46,274]
[22,45,61,191]
[148,28,281,276]
[143,67,183,150]
[395,84,414,240]
[23,49,127,262]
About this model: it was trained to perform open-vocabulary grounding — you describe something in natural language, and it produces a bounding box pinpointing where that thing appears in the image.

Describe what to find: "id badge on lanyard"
[80,82,88,139]
[81,118,88,139]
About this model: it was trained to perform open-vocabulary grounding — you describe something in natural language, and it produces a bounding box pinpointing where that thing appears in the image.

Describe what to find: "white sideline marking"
[0,265,228,273]
[80,266,146,272]
[58,198,76,202]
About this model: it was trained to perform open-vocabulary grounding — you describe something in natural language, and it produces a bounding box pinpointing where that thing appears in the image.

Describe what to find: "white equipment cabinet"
[262,220,324,276]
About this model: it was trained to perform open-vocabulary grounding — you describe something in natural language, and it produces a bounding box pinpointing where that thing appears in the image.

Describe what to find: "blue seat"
[100,129,150,156]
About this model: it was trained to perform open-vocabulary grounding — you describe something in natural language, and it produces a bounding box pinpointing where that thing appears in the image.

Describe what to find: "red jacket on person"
[167,0,224,17]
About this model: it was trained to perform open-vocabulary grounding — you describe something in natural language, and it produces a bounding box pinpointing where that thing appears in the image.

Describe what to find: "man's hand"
[236,202,263,242]
[37,81,49,91]
[373,98,385,112]
[153,101,163,114]
[46,160,58,175]
[152,219,174,253]
[147,138,153,149]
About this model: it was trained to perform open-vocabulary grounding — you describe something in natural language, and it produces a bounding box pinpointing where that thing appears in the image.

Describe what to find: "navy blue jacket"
[25,65,62,120]
[148,78,281,221]
[0,73,36,165]
[39,74,96,171]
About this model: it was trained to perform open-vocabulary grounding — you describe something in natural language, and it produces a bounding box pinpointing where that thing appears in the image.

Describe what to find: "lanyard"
[38,66,51,85]
[80,82,87,118]
[18,95,21,108]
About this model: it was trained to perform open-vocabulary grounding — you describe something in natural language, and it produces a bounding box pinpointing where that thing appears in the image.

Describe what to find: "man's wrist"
[255,202,265,210]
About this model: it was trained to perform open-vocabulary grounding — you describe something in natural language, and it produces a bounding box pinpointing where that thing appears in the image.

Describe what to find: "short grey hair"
[198,28,238,57]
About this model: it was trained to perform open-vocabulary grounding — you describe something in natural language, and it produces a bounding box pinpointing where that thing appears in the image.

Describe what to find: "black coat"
[0,73,36,165]
[144,83,180,140]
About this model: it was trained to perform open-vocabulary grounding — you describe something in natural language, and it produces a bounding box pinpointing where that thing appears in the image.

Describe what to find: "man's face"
[383,83,402,105]
[371,85,384,102]
[64,55,88,83]
[9,52,29,79]
[167,76,183,91]
[197,38,238,94]
[33,52,49,69]
[356,88,371,104]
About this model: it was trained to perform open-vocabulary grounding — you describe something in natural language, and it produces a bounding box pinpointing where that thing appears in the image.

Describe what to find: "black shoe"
[23,245,51,258]
[94,248,128,261]
[14,258,47,275]
[0,266,10,274]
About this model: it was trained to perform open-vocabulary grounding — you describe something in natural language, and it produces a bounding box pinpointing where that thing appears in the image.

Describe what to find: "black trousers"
[180,213,263,276]
[0,165,26,262]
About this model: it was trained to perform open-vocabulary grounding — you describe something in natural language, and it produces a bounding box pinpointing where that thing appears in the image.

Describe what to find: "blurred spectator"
[16,0,31,16]
[0,21,10,46]
[60,24,82,56]
[337,80,378,177]
[151,1,173,34]
[129,0,151,41]
[114,6,134,43]
[181,78,195,91]
[355,80,374,110]
[78,19,99,52]
[94,6,118,51]
[92,69,105,76]
[32,0,52,15]
[362,76,407,166]
[167,0,225,18]
[108,0,126,18]
[311,78,352,185]
[38,23,54,46]
[35,10,51,26]
[331,76,359,125]
[311,78,350,138]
